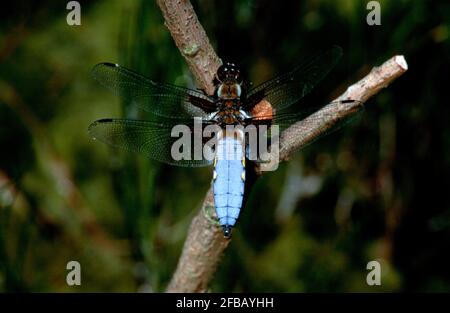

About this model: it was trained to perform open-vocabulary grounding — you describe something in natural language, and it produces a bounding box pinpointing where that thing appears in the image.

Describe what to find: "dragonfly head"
[217,62,242,84]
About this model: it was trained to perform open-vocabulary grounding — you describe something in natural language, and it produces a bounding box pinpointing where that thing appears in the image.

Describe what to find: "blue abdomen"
[213,134,245,237]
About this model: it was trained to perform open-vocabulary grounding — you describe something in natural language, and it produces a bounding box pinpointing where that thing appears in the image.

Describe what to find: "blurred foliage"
[0,0,449,292]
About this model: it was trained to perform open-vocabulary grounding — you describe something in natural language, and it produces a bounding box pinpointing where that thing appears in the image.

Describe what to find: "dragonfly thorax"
[210,104,250,125]
[217,82,242,100]
[217,109,242,125]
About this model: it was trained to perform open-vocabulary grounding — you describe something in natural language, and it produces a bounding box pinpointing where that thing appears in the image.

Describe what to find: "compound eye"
[217,65,229,81]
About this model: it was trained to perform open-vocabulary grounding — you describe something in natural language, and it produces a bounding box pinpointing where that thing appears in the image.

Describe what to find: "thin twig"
[157,0,408,292]
[278,55,408,161]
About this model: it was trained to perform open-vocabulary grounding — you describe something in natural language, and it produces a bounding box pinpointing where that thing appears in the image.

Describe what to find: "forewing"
[92,63,217,119]
[245,46,343,112]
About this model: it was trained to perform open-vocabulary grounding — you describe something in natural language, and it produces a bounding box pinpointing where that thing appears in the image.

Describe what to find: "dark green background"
[0,0,449,292]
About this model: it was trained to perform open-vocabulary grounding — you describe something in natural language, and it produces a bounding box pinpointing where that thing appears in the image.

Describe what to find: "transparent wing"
[92,63,217,119]
[245,46,343,112]
[88,118,215,167]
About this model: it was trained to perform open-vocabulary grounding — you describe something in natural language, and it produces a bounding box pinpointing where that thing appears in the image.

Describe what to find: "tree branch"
[278,55,408,161]
[156,0,227,293]
[166,188,227,292]
[157,0,408,293]
[156,0,221,95]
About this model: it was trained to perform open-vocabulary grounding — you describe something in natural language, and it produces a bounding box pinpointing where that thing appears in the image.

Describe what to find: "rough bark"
[156,0,221,95]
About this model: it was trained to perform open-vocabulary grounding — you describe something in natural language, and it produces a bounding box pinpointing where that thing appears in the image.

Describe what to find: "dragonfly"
[88,46,359,238]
